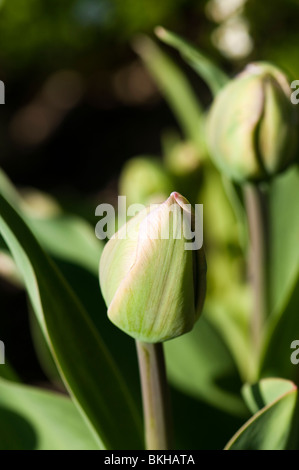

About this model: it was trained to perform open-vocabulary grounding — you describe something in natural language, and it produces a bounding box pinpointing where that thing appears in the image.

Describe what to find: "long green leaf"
[0,192,142,449]
[0,169,142,412]
[0,378,99,450]
[134,35,204,148]
[155,27,229,96]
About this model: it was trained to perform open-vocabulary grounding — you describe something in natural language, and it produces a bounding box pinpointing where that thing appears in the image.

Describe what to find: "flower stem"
[136,341,173,450]
[244,183,269,355]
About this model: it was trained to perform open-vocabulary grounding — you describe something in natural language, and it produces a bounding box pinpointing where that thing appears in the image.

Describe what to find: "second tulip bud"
[207,62,298,182]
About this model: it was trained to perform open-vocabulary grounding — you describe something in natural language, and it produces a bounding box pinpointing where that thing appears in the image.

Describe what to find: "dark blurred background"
[1,0,299,198]
[1,0,299,384]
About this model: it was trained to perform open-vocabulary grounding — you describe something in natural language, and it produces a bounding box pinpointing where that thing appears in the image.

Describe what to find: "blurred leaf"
[226,379,298,450]
[134,35,204,148]
[0,378,99,450]
[0,192,143,449]
[260,273,299,379]
[258,167,299,378]
[0,361,19,382]
[199,163,254,381]
[0,168,103,275]
[206,299,255,383]
[267,166,299,317]
[0,242,23,286]
[201,164,240,247]
[171,386,245,450]
[164,313,248,417]
[29,215,102,275]
[0,170,20,207]
[221,177,248,250]
[155,27,229,96]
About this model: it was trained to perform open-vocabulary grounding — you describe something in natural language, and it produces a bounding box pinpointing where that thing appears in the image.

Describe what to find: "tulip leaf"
[258,167,299,378]
[267,166,299,317]
[0,378,99,450]
[0,192,143,449]
[0,241,23,286]
[0,168,105,387]
[28,215,102,275]
[164,313,248,417]
[0,169,20,207]
[242,378,296,414]
[0,167,103,276]
[260,272,299,379]
[0,170,141,408]
[226,379,298,450]
[206,299,255,383]
[28,306,63,385]
[155,27,229,96]
[199,164,254,382]
[134,35,204,148]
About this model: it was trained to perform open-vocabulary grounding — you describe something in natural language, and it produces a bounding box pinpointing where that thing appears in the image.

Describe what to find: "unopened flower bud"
[207,62,298,181]
[119,157,173,206]
[164,141,202,204]
[165,141,201,177]
[99,192,206,343]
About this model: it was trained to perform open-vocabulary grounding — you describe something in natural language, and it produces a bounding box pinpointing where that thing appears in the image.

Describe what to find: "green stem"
[136,341,173,450]
[244,183,269,355]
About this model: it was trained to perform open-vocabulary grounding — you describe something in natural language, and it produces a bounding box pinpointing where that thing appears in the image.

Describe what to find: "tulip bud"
[119,157,173,206]
[206,62,298,181]
[99,192,206,343]
[164,141,203,205]
[164,141,201,177]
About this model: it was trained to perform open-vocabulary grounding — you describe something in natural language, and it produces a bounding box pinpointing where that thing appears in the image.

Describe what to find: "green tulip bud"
[164,141,203,205]
[206,62,298,181]
[164,141,201,177]
[99,192,206,343]
[119,157,173,206]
